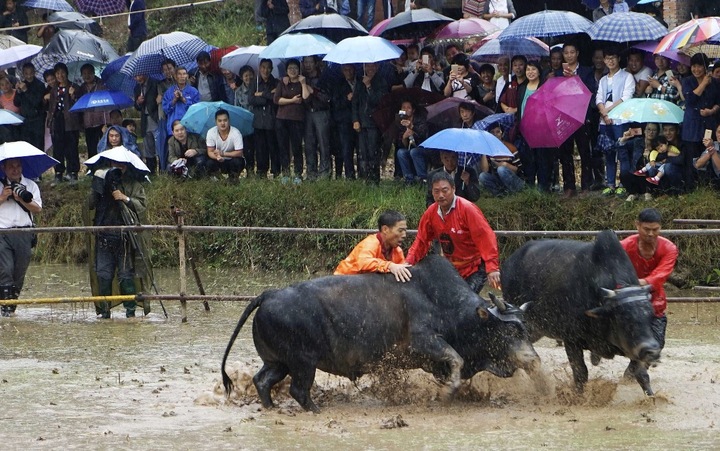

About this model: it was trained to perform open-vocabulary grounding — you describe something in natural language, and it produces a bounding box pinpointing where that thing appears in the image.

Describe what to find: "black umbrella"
[49,11,103,37]
[280,13,368,43]
[379,8,453,41]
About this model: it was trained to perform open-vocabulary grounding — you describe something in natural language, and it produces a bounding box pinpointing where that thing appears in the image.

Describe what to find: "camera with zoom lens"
[10,182,33,203]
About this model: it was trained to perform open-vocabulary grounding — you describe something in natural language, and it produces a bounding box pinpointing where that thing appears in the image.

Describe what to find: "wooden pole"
[176,210,188,323]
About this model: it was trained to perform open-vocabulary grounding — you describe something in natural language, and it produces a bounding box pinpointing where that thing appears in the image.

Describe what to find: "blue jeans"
[356,0,374,31]
[397,146,431,181]
[479,166,525,196]
[599,123,629,187]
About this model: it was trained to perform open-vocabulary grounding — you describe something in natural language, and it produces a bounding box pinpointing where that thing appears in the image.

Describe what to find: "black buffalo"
[222,255,540,412]
[501,230,661,396]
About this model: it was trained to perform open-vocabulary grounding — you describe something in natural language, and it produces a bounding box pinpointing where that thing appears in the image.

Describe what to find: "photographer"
[394,99,429,184]
[88,154,147,319]
[0,158,42,317]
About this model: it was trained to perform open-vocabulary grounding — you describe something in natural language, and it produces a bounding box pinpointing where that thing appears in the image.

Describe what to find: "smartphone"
[451,64,459,74]
[705,129,713,141]
[665,70,674,80]
[422,54,429,65]
[562,62,570,72]
[631,128,642,136]
[398,110,407,117]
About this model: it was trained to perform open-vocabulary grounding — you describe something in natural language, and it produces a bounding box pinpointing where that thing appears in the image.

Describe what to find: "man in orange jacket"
[334,210,413,282]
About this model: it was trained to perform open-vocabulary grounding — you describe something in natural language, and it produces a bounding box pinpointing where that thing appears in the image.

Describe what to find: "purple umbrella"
[633,41,691,67]
[75,0,126,16]
[519,76,592,149]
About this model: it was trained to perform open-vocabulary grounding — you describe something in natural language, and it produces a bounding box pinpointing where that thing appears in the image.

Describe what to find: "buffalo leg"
[411,335,464,398]
[288,365,319,413]
[624,360,654,396]
[564,342,588,392]
[253,363,288,408]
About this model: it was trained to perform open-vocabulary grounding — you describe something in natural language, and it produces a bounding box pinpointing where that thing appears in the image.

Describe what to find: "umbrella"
[606,98,684,124]
[102,54,138,99]
[0,35,26,50]
[0,44,42,70]
[472,112,516,132]
[498,10,593,41]
[368,17,417,46]
[471,32,549,63]
[587,12,667,43]
[259,33,336,59]
[425,97,493,131]
[380,8,453,41]
[280,13,368,43]
[75,0,126,15]
[49,11,103,36]
[69,90,134,113]
[219,45,282,78]
[520,76,592,149]
[0,110,25,125]
[323,36,402,64]
[681,33,720,59]
[633,41,691,66]
[580,0,641,7]
[427,18,499,42]
[373,87,445,132]
[655,18,720,55]
[421,128,513,157]
[120,32,215,77]
[0,141,59,179]
[31,30,119,83]
[180,101,255,137]
[84,146,150,173]
[22,0,74,12]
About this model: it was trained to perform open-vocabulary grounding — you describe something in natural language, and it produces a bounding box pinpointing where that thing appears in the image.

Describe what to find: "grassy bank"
[34,175,720,287]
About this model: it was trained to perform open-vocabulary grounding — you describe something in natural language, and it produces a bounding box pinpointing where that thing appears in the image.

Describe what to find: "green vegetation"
[36,175,720,287]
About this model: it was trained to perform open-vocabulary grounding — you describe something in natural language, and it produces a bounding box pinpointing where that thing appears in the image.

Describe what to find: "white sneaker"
[644,193,653,201]
[625,194,637,202]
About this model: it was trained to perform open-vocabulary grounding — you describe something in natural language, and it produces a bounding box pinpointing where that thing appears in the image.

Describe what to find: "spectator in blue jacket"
[126,0,147,52]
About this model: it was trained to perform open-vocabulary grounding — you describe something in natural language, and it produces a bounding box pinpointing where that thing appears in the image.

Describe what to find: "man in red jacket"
[620,208,678,350]
[406,171,501,293]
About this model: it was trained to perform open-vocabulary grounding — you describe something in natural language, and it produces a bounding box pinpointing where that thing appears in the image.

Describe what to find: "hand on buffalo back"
[488,271,501,290]
[389,263,413,283]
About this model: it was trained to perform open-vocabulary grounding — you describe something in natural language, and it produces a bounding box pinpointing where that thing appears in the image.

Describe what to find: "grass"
[35,174,720,287]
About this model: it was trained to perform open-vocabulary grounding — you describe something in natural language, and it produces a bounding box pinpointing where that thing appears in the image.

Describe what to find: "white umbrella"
[0,35,26,50]
[0,44,42,70]
[84,146,150,173]
[0,141,59,179]
[219,45,282,77]
[0,110,24,126]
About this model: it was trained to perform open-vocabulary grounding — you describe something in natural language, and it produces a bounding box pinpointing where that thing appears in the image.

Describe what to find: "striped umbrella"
[120,32,215,77]
[75,0,126,16]
[471,31,549,63]
[587,12,667,43]
[655,17,720,54]
[22,0,74,12]
[497,10,593,40]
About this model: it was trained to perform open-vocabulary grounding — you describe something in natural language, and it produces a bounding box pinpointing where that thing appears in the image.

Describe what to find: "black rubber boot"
[0,285,13,317]
[119,279,137,318]
[96,278,113,319]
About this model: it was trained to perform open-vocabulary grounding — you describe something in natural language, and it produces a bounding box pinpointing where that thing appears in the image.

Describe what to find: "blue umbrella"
[473,113,516,133]
[587,12,667,43]
[120,32,215,77]
[498,10,593,40]
[102,54,167,99]
[0,110,25,125]
[323,36,402,64]
[0,141,60,179]
[421,128,513,168]
[180,101,255,137]
[22,0,74,12]
[259,33,336,59]
[471,34,549,63]
[70,90,134,113]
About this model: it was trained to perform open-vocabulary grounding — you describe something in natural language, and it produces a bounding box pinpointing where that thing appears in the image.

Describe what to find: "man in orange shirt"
[334,210,413,282]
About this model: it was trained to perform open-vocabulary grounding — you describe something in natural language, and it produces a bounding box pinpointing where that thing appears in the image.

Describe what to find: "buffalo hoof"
[590,353,601,366]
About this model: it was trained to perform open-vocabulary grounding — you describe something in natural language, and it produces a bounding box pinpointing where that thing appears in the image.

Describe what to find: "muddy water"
[1,265,720,449]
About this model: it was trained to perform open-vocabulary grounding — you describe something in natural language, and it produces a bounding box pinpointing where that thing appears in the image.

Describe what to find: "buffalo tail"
[221,293,266,398]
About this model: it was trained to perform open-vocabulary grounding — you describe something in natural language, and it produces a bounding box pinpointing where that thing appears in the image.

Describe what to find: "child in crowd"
[634,136,680,185]
[122,119,137,137]
[613,0,629,13]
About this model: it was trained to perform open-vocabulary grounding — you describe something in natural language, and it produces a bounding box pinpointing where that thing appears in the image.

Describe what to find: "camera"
[11,182,33,203]
[398,110,407,118]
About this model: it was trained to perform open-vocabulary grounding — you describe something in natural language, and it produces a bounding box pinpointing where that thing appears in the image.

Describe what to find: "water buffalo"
[501,230,661,396]
[221,254,540,412]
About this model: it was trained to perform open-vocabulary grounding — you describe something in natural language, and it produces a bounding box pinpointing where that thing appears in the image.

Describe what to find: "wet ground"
[1,265,719,449]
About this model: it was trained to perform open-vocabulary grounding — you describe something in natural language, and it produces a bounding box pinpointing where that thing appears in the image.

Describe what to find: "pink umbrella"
[519,76,591,148]
[427,18,499,42]
[369,18,418,46]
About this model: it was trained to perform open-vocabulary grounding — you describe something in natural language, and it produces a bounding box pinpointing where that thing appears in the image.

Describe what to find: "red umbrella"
[427,18,499,42]
[519,76,591,148]
[425,97,493,131]
[211,45,239,73]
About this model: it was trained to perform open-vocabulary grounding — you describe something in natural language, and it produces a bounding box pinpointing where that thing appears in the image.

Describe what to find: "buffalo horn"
[600,287,617,298]
[489,293,507,313]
